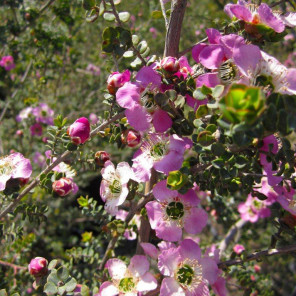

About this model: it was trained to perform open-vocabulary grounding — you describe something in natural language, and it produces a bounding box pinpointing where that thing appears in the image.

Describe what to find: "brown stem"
[0,112,125,220]
[0,259,26,270]
[159,0,169,30]
[136,170,157,255]
[218,244,296,268]
[164,0,187,57]
[98,191,154,270]
[219,219,247,255]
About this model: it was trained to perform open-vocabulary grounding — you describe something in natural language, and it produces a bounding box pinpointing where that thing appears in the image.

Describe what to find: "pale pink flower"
[0,153,32,191]
[233,244,245,254]
[99,256,157,296]
[0,55,15,71]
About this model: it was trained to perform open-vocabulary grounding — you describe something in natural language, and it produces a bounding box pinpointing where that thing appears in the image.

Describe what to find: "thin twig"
[0,111,125,220]
[0,259,26,270]
[219,219,247,255]
[218,244,296,268]
[159,0,169,30]
[99,192,154,270]
[178,36,208,57]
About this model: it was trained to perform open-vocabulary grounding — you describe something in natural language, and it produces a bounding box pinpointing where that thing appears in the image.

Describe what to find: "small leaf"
[103,12,116,21]
[137,41,148,54]
[196,105,208,118]
[151,10,163,18]
[57,266,69,281]
[44,282,58,295]
[118,11,130,22]
[0,290,7,296]
[48,259,58,270]
[65,277,77,292]
[123,50,134,58]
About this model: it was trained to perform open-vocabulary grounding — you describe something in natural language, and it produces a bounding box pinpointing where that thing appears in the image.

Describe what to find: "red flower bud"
[160,56,180,73]
[95,151,110,167]
[121,129,141,147]
[28,257,48,277]
[67,117,90,145]
[52,177,74,196]
[107,70,130,95]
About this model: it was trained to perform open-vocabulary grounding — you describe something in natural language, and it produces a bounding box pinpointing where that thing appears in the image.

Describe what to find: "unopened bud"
[160,56,180,73]
[67,117,90,145]
[52,177,74,196]
[95,151,110,167]
[107,70,130,95]
[121,129,141,147]
[28,257,48,277]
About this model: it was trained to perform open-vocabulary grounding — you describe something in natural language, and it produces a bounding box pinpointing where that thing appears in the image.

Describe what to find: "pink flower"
[233,45,296,95]
[0,153,32,191]
[28,257,48,277]
[233,244,245,254]
[33,152,46,168]
[146,180,208,241]
[0,55,15,71]
[67,117,90,145]
[158,239,219,296]
[238,194,271,223]
[107,70,131,95]
[52,177,77,197]
[16,107,33,122]
[132,133,192,182]
[32,103,54,125]
[89,113,99,124]
[100,161,133,215]
[116,66,172,132]
[86,63,101,76]
[30,123,43,136]
[224,1,296,33]
[99,256,157,296]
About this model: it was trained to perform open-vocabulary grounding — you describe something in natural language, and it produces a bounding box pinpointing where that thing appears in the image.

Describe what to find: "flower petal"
[137,272,158,292]
[99,281,119,296]
[116,82,141,108]
[160,277,185,296]
[178,239,201,261]
[125,106,152,131]
[199,45,224,69]
[152,109,172,132]
[200,257,219,285]
[105,258,127,279]
[184,207,208,234]
[153,180,178,202]
[128,255,149,277]
[158,248,181,276]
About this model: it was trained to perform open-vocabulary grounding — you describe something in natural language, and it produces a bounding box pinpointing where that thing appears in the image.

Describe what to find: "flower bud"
[67,117,90,145]
[52,177,74,196]
[160,56,180,73]
[121,129,141,147]
[107,70,130,95]
[28,257,48,277]
[95,151,110,167]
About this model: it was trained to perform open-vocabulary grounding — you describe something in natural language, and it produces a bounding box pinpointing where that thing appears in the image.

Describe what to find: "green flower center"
[109,179,121,194]
[0,158,14,176]
[150,142,166,159]
[166,201,184,220]
[177,264,194,286]
[118,277,136,292]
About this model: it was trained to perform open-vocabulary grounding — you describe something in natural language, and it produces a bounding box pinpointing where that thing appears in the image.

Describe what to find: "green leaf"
[65,277,77,292]
[137,41,148,54]
[151,10,163,18]
[212,85,224,98]
[82,0,95,10]
[103,12,116,21]
[193,88,207,101]
[196,105,208,118]
[123,50,134,58]
[58,286,66,295]
[212,158,224,169]
[44,282,58,295]
[118,11,130,22]
[81,285,91,296]
[48,259,58,270]
[132,35,139,45]
[85,9,98,22]
[211,143,225,156]
[57,266,69,281]
[47,270,59,285]
[77,196,89,207]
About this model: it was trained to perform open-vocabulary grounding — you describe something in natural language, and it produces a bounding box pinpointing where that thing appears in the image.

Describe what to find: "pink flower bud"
[52,177,74,196]
[121,129,141,147]
[0,55,15,71]
[67,117,90,145]
[254,264,261,273]
[28,257,48,277]
[107,70,130,95]
[233,244,245,255]
[160,56,180,73]
[95,151,110,167]
[16,130,23,136]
